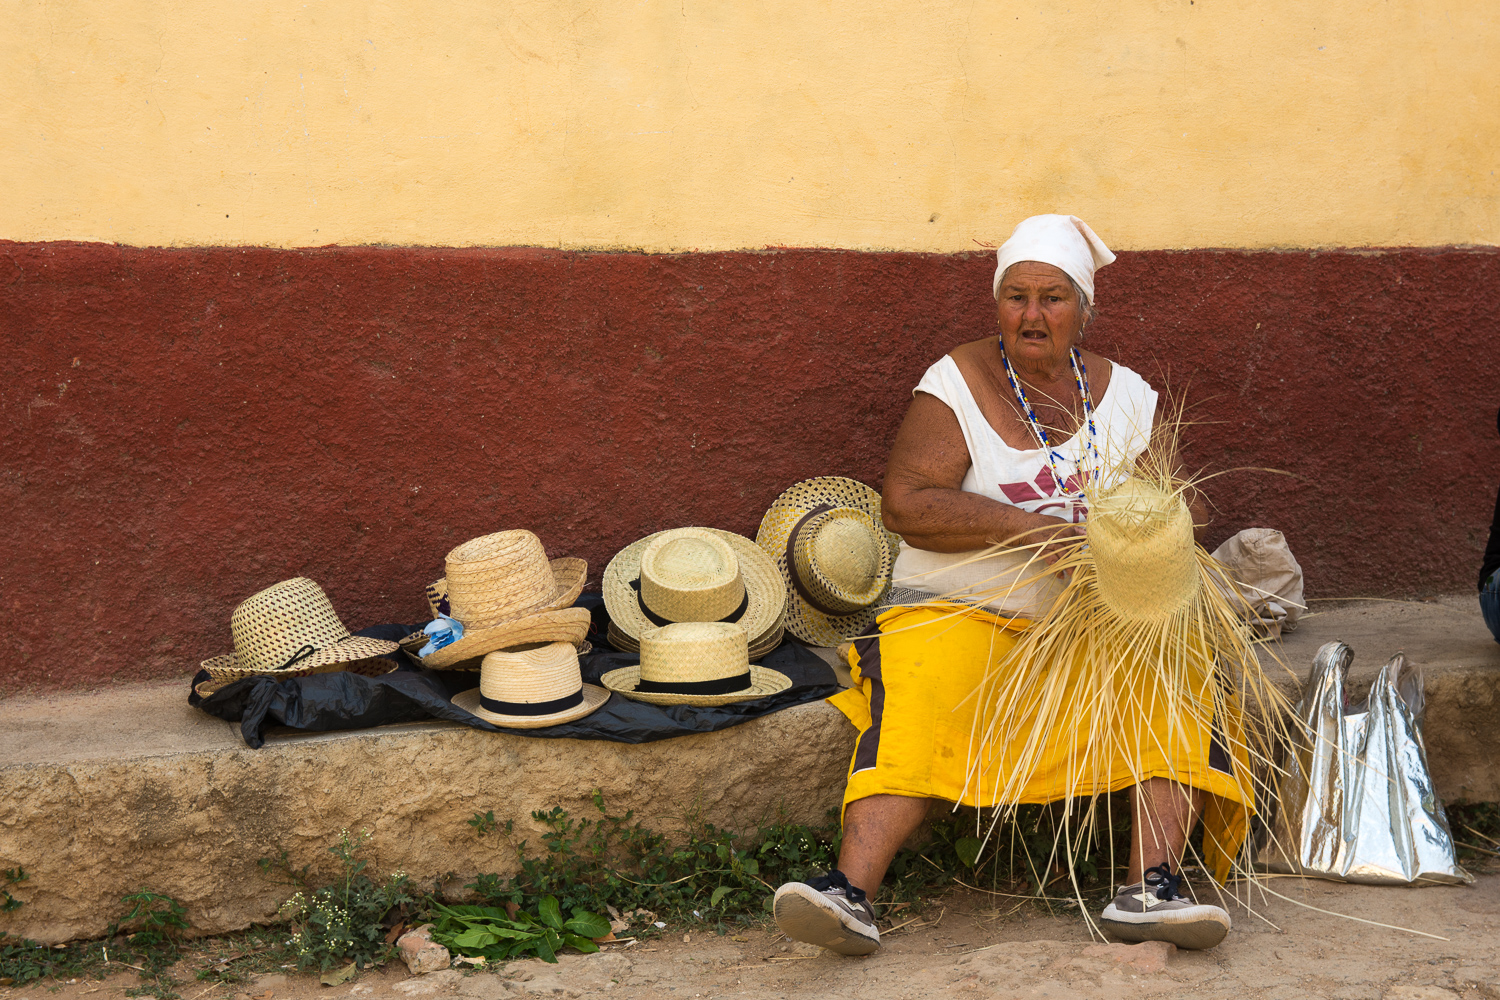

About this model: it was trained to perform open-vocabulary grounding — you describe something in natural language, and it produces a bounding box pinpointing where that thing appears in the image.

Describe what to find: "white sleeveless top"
[890,354,1158,616]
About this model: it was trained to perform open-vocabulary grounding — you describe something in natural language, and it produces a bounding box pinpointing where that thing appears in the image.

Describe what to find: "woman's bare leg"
[835,794,932,894]
[1127,778,1204,883]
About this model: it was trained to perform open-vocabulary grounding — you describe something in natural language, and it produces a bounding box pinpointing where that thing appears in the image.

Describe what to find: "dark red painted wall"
[2,244,1498,692]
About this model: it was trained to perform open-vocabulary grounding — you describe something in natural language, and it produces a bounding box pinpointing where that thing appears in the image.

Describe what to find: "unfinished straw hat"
[601,621,793,706]
[755,477,900,646]
[1088,479,1201,623]
[602,527,786,647]
[451,641,609,728]
[201,577,399,682]
[411,530,591,670]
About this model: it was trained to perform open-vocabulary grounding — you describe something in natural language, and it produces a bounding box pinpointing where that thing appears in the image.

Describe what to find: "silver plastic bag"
[1262,640,1472,885]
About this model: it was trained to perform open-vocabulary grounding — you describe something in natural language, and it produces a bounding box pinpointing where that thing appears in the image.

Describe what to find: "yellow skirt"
[828,603,1253,880]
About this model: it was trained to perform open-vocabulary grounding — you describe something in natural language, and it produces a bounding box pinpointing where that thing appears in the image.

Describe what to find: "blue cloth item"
[1481,572,1500,645]
[417,614,464,658]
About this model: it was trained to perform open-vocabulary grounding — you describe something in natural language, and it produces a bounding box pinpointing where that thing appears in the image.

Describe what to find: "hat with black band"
[600,621,792,706]
[452,641,609,728]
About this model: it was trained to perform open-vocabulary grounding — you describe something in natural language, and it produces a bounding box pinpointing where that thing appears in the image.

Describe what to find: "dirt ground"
[6,870,1497,1000]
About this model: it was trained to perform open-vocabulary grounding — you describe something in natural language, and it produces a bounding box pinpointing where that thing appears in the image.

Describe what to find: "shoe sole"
[772,885,880,956]
[1099,905,1230,951]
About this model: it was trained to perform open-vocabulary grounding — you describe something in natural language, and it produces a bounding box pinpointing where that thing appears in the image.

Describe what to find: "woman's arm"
[881,392,1083,558]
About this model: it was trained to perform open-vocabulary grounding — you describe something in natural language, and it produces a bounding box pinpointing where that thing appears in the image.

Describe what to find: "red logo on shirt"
[998,466,1087,522]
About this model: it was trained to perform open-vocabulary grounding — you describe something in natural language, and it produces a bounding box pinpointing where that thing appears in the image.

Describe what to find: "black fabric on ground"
[1484,406,1500,590]
[189,598,841,748]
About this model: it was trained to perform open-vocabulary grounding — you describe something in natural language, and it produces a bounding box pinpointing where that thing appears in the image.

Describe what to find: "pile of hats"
[199,476,899,729]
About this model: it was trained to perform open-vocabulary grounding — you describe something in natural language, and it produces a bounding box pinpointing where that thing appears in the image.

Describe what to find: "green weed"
[467,811,497,838]
[275,830,413,973]
[2,868,27,914]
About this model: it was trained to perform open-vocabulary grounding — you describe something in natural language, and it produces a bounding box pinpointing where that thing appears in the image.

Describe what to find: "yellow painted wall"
[4,1,1495,251]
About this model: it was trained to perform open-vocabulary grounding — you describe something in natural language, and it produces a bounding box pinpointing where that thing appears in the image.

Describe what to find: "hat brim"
[200,636,401,681]
[603,530,785,643]
[410,606,593,670]
[755,477,900,647]
[451,683,611,729]
[598,664,793,706]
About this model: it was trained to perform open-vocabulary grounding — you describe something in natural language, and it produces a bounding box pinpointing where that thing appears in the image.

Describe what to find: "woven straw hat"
[202,577,399,681]
[755,477,900,646]
[602,527,785,645]
[413,531,590,670]
[452,641,609,728]
[1088,479,1201,623]
[600,621,793,706]
[606,617,786,661]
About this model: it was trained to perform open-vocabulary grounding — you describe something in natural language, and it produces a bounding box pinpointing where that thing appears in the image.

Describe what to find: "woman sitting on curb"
[771,215,1238,956]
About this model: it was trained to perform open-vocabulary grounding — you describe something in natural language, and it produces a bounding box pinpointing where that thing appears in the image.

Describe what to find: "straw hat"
[1088,479,1201,624]
[202,577,400,682]
[600,621,793,706]
[602,527,785,645]
[755,477,900,646]
[452,641,609,728]
[413,530,591,670]
[606,617,786,660]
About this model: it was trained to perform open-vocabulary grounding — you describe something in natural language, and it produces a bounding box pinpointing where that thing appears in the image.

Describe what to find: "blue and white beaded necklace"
[996,337,1103,499]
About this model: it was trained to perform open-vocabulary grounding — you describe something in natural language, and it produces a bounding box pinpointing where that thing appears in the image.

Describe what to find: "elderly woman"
[772,215,1234,955]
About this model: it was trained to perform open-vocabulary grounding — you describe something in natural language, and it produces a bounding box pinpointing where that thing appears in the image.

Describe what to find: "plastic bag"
[1261,640,1471,884]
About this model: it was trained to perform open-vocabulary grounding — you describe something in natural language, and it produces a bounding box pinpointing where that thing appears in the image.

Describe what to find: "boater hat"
[452,641,609,728]
[411,530,591,670]
[605,617,786,660]
[755,477,900,646]
[202,577,400,681]
[602,527,785,646]
[600,621,792,706]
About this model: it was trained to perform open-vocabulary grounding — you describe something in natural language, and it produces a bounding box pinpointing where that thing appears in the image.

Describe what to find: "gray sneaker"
[1099,863,1230,950]
[773,871,880,956]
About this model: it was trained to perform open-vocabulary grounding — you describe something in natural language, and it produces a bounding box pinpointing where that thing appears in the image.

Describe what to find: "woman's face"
[996,261,1088,371]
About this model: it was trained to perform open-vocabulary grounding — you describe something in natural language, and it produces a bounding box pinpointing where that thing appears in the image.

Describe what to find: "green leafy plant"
[1,868,26,914]
[278,830,412,973]
[467,811,497,838]
[428,896,608,964]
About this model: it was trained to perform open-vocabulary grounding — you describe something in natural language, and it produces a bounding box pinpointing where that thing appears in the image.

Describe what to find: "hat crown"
[638,621,749,684]
[639,529,746,623]
[230,577,352,672]
[478,641,582,704]
[445,530,557,628]
[793,508,892,615]
[1089,479,1201,623]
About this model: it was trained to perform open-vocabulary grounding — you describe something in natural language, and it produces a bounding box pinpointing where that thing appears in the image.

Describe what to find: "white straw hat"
[755,477,899,646]
[602,528,786,645]
[452,641,609,728]
[412,530,590,670]
[600,621,792,706]
[202,578,399,681]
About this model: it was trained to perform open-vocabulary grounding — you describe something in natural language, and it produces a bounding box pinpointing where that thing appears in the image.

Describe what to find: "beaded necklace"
[996,338,1102,499]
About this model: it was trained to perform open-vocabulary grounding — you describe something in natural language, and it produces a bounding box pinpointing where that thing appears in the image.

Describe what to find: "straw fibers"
[897,411,1300,931]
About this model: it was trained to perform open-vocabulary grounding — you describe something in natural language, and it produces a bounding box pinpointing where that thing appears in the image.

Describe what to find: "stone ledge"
[0,693,857,944]
[1,595,1495,945]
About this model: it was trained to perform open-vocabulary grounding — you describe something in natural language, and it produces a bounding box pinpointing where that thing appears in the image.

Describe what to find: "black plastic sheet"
[189,598,842,749]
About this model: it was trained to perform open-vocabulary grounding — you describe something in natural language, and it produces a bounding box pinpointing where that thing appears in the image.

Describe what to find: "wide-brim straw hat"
[756,477,900,646]
[1088,479,1201,623]
[202,577,400,682]
[411,531,590,670]
[452,641,609,728]
[602,527,785,644]
[601,621,793,706]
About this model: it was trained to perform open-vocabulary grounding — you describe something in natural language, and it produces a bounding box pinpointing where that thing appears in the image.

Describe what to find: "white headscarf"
[991,214,1116,304]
